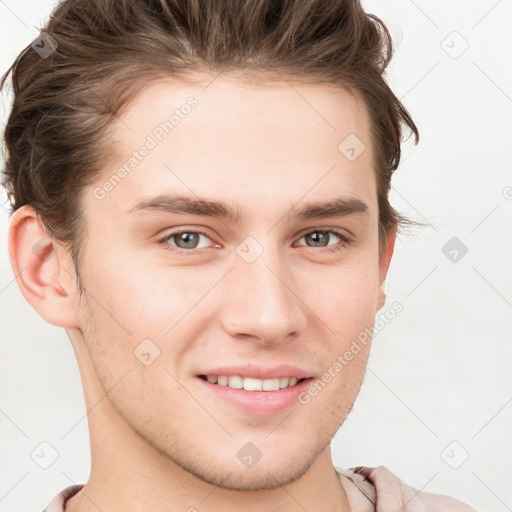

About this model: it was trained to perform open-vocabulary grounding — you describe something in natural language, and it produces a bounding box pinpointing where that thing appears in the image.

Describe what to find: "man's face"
[72,76,389,490]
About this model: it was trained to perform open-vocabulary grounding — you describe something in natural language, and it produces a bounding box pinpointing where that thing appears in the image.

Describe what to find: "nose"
[220,246,307,346]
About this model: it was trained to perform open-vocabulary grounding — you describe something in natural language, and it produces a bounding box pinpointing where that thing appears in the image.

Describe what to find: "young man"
[2,0,477,510]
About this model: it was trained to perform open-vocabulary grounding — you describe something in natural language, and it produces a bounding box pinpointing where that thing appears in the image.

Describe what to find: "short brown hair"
[1,0,419,294]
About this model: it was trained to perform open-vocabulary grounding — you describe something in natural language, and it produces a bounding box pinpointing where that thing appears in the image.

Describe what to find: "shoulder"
[336,465,478,511]
[41,484,83,512]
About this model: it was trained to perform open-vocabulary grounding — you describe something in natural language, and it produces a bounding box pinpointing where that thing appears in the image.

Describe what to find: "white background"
[0,1,511,510]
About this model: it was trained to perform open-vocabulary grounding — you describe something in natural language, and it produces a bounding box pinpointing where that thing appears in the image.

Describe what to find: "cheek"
[78,248,229,378]
[82,244,196,332]
[299,258,380,335]
[298,342,370,424]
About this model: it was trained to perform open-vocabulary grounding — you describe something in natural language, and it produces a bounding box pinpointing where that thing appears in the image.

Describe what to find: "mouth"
[196,374,314,415]
[197,374,309,391]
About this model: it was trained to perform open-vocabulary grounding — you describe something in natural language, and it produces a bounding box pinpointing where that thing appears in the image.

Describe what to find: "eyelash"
[156,228,351,255]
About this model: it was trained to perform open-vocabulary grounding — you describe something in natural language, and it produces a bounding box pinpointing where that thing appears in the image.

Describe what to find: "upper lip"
[198,364,312,380]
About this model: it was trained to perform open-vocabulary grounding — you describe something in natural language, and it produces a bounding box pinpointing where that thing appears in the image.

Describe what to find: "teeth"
[204,375,301,391]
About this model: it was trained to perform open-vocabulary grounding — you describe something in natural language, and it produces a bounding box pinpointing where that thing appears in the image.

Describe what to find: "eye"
[157,227,351,255]
[296,229,351,253]
[157,230,214,252]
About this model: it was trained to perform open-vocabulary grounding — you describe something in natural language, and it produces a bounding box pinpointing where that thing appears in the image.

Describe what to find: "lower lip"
[196,377,314,415]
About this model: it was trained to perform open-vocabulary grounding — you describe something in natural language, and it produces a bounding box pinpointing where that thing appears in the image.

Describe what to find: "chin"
[194,458,314,492]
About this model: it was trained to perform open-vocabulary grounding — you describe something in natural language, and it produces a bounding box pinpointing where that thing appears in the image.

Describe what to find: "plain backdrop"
[0,1,511,511]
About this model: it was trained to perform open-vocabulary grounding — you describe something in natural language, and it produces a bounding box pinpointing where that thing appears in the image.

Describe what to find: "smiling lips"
[197,372,314,415]
[199,374,304,391]
[197,364,312,392]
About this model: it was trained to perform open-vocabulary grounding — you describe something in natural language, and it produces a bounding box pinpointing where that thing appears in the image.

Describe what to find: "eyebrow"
[126,193,369,222]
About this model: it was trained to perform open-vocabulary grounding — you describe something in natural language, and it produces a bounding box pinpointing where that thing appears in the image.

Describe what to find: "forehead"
[94,75,376,218]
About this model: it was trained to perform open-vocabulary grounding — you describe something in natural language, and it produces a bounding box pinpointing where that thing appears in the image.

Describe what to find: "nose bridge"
[221,237,306,342]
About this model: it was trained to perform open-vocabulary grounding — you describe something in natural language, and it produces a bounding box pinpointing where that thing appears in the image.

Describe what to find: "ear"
[377,227,396,310]
[8,205,81,328]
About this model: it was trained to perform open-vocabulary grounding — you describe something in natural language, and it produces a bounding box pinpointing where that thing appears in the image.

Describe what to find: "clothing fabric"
[42,484,82,512]
[42,466,477,511]
[337,466,477,511]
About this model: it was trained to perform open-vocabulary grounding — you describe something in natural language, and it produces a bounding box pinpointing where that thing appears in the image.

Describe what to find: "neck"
[66,441,350,512]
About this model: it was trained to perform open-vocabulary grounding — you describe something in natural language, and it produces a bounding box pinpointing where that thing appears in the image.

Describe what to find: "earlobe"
[8,205,80,328]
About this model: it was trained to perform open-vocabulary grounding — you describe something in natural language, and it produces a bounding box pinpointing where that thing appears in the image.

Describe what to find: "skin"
[9,75,395,511]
